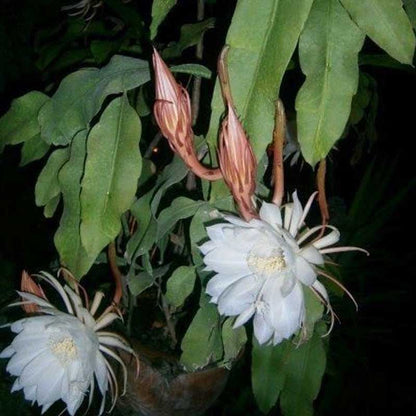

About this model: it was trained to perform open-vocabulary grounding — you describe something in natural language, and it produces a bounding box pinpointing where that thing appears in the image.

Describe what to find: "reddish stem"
[108,241,123,307]
[272,99,286,206]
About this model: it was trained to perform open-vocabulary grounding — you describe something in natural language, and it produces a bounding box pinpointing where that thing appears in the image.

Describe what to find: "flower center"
[50,336,78,364]
[247,249,287,276]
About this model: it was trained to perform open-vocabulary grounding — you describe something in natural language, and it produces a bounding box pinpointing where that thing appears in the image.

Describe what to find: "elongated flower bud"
[152,49,221,181]
[20,270,47,313]
[218,103,258,221]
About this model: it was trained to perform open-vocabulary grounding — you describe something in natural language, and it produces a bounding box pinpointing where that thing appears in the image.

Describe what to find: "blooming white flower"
[0,271,137,415]
[200,192,367,345]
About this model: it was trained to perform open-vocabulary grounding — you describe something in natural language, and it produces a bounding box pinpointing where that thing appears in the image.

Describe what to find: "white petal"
[35,363,65,405]
[41,403,53,414]
[11,378,22,392]
[295,256,317,286]
[199,240,216,255]
[206,273,250,303]
[0,345,15,358]
[203,247,250,275]
[289,191,303,237]
[233,305,256,328]
[217,275,261,316]
[94,352,108,395]
[253,312,274,345]
[206,223,228,242]
[283,203,293,231]
[299,245,324,265]
[6,346,47,376]
[312,280,329,302]
[19,351,52,386]
[280,272,297,297]
[313,227,340,249]
[23,384,37,402]
[259,202,282,230]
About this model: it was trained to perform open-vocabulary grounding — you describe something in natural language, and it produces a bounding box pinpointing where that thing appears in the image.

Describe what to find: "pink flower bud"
[218,103,258,221]
[20,270,47,314]
[152,49,221,181]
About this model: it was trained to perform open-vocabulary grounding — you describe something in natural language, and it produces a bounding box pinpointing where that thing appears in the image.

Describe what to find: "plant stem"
[316,158,329,225]
[108,241,123,306]
[272,99,286,206]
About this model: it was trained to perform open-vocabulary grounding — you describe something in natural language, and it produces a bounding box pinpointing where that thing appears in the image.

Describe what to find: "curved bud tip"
[219,102,257,221]
[152,48,179,103]
[20,270,47,313]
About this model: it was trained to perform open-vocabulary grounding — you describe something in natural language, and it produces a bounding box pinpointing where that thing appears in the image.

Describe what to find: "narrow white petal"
[283,203,293,231]
[253,313,274,345]
[36,365,65,405]
[289,191,303,237]
[11,378,22,392]
[259,202,282,230]
[295,256,317,286]
[6,346,46,376]
[41,402,53,414]
[217,275,261,316]
[276,284,304,339]
[233,305,256,328]
[23,384,37,402]
[312,280,329,302]
[94,313,120,331]
[16,291,52,309]
[299,245,324,265]
[298,192,318,229]
[199,240,216,255]
[206,273,249,303]
[94,352,108,395]
[0,345,15,358]
[203,247,250,275]
[313,227,340,249]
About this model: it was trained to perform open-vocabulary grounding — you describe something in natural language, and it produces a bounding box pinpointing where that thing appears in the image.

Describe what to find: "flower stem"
[108,241,123,307]
[316,158,329,225]
[272,99,286,206]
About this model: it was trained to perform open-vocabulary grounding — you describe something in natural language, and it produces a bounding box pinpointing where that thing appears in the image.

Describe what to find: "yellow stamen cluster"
[247,253,287,276]
[50,337,78,364]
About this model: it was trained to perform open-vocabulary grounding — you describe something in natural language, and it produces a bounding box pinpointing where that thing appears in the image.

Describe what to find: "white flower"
[0,272,138,415]
[200,192,367,345]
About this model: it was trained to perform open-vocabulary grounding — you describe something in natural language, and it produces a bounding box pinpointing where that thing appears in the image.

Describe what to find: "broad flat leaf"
[302,287,325,340]
[180,295,223,371]
[279,323,327,416]
[252,337,288,413]
[165,266,197,308]
[221,318,247,369]
[151,155,188,216]
[43,194,61,218]
[340,0,415,64]
[125,191,155,263]
[296,0,365,166]
[163,18,216,59]
[252,323,327,415]
[35,147,70,207]
[206,0,314,161]
[0,91,49,151]
[19,134,50,166]
[128,271,155,296]
[39,55,150,145]
[150,0,177,39]
[80,95,142,260]
[403,0,416,29]
[156,197,205,241]
[54,131,96,279]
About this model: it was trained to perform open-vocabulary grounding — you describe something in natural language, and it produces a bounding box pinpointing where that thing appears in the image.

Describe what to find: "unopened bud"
[218,103,257,221]
[152,49,221,181]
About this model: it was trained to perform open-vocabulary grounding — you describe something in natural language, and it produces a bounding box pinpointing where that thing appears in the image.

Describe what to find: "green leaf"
[252,323,327,415]
[165,266,197,308]
[90,40,121,64]
[279,323,327,416]
[150,0,177,40]
[302,287,325,340]
[125,191,155,263]
[54,131,96,279]
[128,271,155,296]
[252,338,287,413]
[43,194,61,218]
[19,134,50,166]
[156,197,205,241]
[171,64,212,79]
[340,0,416,64]
[151,155,188,216]
[296,0,365,166]
[0,91,49,151]
[163,18,216,58]
[39,55,150,145]
[80,95,142,261]
[180,296,223,371]
[403,0,416,29]
[221,318,247,369]
[206,0,314,161]
[35,147,70,207]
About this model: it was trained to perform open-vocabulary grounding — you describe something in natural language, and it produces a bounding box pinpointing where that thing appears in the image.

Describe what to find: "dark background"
[1,0,415,415]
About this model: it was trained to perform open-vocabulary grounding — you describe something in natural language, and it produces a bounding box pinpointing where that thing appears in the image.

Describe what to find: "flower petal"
[203,246,250,275]
[295,256,317,286]
[259,202,282,230]
[313,227,340,249]
[289,191,303,237]
[233,305,256,328]
[299,245,324,265]
[206,273,251,303]
[217,275,261,316]
[253,312,274,345]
